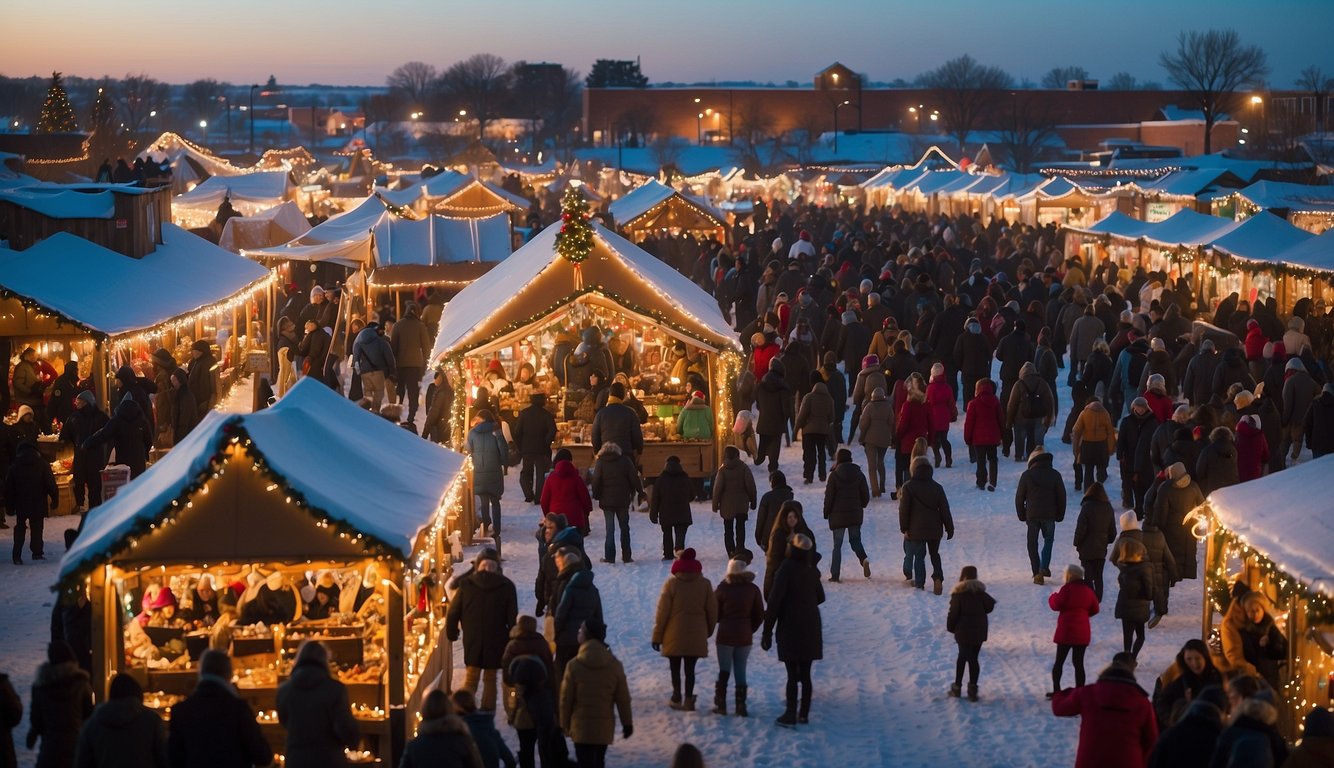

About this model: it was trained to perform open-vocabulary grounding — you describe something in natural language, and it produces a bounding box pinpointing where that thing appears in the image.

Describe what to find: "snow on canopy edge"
[1208,211,1314,263]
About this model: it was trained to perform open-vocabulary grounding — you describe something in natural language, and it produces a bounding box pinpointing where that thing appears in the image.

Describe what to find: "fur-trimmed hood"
[1232,695,1279,726]
[950,578,989,596]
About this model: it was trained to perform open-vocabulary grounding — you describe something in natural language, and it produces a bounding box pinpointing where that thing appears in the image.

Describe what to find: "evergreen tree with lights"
[37,71,78,134]
[556,186,594,263]
[88,85,116,132]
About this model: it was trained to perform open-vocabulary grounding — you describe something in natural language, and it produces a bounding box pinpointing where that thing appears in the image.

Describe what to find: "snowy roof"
[174,170,291,209]
[1155,106,1227,123]
[0,187,115,219]
[901,170,968,196]
[1065,210,1160,239]
[432,218,739,360]
[1140,209,1242,248]
[58,378,467,582]
[374,211,512,267]
[1135,169,1241,198]
[1208,453,1334,598]
[861,166,928,191]
[1207,211,1314,263]
[1232,180,1334,214]
[0,223,270,338]
[1269,227,1334,273]
[1021,176,1084,201]
[606,179,725,229]
[218,200,312,253]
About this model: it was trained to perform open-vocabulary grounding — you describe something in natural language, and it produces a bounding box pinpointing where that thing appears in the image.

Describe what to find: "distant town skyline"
[3,0,1331,88]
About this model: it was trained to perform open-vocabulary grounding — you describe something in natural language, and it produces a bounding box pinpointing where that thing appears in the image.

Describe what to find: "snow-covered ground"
[0,372,1202,767]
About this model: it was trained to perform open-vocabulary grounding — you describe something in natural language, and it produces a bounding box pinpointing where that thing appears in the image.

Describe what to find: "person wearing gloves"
[651,549,718,712]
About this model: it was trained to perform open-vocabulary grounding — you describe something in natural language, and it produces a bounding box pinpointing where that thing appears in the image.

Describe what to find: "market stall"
[607,179,727,245]
[1198,454,1334,738]
[58,378,470,764]
[430,188,743,480]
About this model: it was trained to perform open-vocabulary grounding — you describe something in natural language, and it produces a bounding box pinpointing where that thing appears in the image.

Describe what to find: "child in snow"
[1048,564,1099,695]
[963,379,1004,491]
[946,565,995,702]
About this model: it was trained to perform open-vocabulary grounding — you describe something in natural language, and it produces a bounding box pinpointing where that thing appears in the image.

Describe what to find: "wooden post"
[92,340,110,412]
[386,561,406,765]
[88,566,113,701]
[1201,516,1216,642]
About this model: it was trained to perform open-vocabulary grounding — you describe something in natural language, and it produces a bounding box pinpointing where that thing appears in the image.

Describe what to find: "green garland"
[1207,523,1334,628]
[555,187,594,264]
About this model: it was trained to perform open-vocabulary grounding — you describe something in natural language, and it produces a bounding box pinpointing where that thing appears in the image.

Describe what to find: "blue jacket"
[352,326,396,374]
[468,421,508,496]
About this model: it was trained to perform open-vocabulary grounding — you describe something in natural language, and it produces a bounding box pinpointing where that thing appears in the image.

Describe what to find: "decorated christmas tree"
[555,186,593,263]
[37,71,78,133]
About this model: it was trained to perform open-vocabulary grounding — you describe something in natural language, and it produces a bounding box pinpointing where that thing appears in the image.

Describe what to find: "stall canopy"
[431,219,740,360]
[1269,227,1334,274]
[606,179,725,232]
[369,211,512,287]
[174,170,291,214]
[1207,211,1315,264]
[59,377,467,584]
[217,200,312,253]
[1066,210,1159,240]
[0,223,271,341]
[420,173,528,216]
[1139,208,1241,249]
[1207,454,1334,599]
[243,194,396,267]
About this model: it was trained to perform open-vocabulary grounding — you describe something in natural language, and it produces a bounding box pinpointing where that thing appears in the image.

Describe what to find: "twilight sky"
[3,0,1331,88]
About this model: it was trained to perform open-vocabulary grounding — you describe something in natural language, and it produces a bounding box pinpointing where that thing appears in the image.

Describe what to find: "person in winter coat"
[754,358,793,472]
[168,650,271,768]
[502,630,557,768]
[1052,654,1158,768]
[399,690,484,768]
[795,378,835,483]
[83,397,152,478]
[1244,319,1268,381]
[753,471,794,554]
[963,378,1003,491]
[60,392,109,513]
[514,394,558,504]
[675,393,714,442]
[761,534,825,728]
[1140,339,1178,400]
[1073,482,1118,601]
[1068,304,1106,382]
[1195,427,1239,498]
[1212,677,1289,768]
[1147,685,1228,768]
[1139,519,1178,625]
[894,378,930,498]
[1212,347,1255,403]
[1282,705,1334,768]
[849,355,887,444]
[1183,340,1222,407]
[823,448,871,583]
[1116,539,1154,658]
[1118,398,1158,515]
[447,551,519,712]
[1219,586,1288,692]
[0,671,19,768]
[1049,564,1100,693]
[27,642,93,768]
[1151,639,1223,729]
[925,363,958,468]
[710,445,756,559]
[74,673,167,768]
[590,442,642,564]
[560,620,632,768]
[649,456,694,560]
[899,456,954,593]
[1281,358,1318,462]
[712,556,764,717]
[1072,397,1117,492]
[651,549,718,712]
[533,516,589,622]
[1016,447,1066,584]
[1234,415,1269,482]
[468,411,509,543]
[995,321,1036,453]
[167,369,199,445]
[764,501,814,598]
[540,453,592,535]
[552,549,604,688]
[857,387,895,496]
[1007,362,1055,462]
[5,441,58,564]
[954,316,993,408]
[275,641,359,768]
[946,565,996,702]
[590,383,643,459]
[1150,462,1204,582]
[185,341,217,414]
[389,303,432,422]
[1306,382,1334,458]
[451,690,515,768]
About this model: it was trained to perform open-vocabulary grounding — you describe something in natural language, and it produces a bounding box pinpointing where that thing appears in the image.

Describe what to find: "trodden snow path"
[0,371,1202,768]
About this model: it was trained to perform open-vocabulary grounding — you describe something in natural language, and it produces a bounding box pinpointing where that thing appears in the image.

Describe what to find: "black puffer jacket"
[275,662,360,768]
[649,458,694,527]
[3,442,57,518]
[754,369,794,436]
[446,569,518,669]
[83,398,153,477]
[822,460,869,529]
[552,567,603,648]
[946,578,996,646]
[1073,497,1117,560]
[590,450,642,511]
[74,697,168,768]
[1115,560,1154,623]
[898,460,953,541]
[763,546,825,663]
[27,661,93,768]
[1015,450,1067,523]
[513,398,557,455]
[1194,429,1239,497]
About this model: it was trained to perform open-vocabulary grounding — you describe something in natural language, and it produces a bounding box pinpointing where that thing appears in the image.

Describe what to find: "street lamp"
[148,109,156,134]
[199,119,208,145]
[833,99,859,153]
[249,84,259,154]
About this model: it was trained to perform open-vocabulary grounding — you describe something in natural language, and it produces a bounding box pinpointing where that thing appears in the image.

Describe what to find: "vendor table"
[557,440,712,479]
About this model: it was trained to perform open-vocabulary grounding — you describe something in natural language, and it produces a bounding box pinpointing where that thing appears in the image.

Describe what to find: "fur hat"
[726,558,752,578]
[1167,462,1188,481]
[1233,390,1255,410]
[1120,510,1141,532]
[862,354,879,368]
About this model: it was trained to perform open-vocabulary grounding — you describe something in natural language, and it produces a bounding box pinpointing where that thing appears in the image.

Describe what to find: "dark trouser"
[1053,643,1087,690]
[1123,620,1146,657]
[865,445,887,494]
[1078,444,1109,489]
[660,524,688,559]
[518,728,538,768]
[955,643,981,687]
[1081,558,1107,602]
[13,513,42,560]
[669,655,699,697]
[602,507,631,561]
[830,407,846,445]
[520,452,552,502]
[931,430,952,466]
[961,374,982,408]
[395,366,425,420]
[894,449,911,491]
[519,728,566,768]
[801,433,828,481]
[784,659,814,716]
[1153,569,1170,618]
[1119,467,1151,518]
[71,455,103,509]
[1013,421,1044,460]
[477,494,502,538]
[723,517,746,558]
[574,743,607,768]
[903,538,942,587]
[757,433,782,471]
[555,644,578,696]
[848,401,864,443]
[830,526,867,579]
[973,445,998,488]
[1026,520,1056,576]
[999,380,1017,453]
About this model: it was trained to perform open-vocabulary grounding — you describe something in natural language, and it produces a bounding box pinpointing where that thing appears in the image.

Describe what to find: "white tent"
[1269,227,1334,274]
[217,200,312,253]
[174,170,292,220]
[606,179,725,231]
[1139,209,1242,249]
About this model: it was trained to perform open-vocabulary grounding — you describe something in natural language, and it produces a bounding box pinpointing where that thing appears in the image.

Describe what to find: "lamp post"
[909,105,920,133]
[148,110,156,134]
[694,97,703,145]
[220,95,231,147]
[1250,95,1264,152]
[199,119,208,145]
[833,100,858,154]
[249,84,259,155]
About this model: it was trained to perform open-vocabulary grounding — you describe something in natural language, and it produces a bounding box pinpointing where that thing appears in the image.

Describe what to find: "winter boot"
[712,672,729,715]
[948,683,962,698]
[798,689,812,724]
[861,557,871,579]
[776,703,797,728]
[933,576,944,595]
[669,689,683,710]
[967,684,978,702]
[683,695,697,712]
[735,685,748,717]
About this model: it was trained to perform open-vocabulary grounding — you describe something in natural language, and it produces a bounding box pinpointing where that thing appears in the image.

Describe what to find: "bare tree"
[386,61,437,112]
[1297,65,1331,134]
[183,79,224,125]
[116,73,167,133]
[1107,72,1138,91]
[916,55,1014,155]
[789,108,826,163]
[615,105,657,147]
[438,53,511,141]
[1159,29,1269,155]
[995,96,1058,173]
[1041,66,1090,89]
[649,135,687,175]
[732,99,776,173]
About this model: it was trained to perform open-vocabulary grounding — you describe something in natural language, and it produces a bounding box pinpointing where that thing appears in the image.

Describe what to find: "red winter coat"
[1048,581,1100,646]
[925,377,958,433]
[1052,670,1158,768]
[540,460,592,530]
[1235,418,1269,482]
[1244,323,1267,361]
[963,383,1003,447]
[1143,390,1173,424]
[896,397,931,453]
[752,343,781,380]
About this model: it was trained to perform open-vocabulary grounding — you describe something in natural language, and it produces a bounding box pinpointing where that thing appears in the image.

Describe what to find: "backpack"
[1023,381,1047,419]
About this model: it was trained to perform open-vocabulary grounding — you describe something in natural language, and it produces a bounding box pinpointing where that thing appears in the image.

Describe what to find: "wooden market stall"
[430,189,743,481]
[607,179,727,245]
[1199,454,1334,738]
[58,378,470,765]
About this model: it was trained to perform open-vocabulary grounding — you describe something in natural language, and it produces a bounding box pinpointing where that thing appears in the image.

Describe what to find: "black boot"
[712,672,729,715]
[669,688,683,710]
[798,688,811,724]
[967,683,978,702]
[776,703,797,728]
[735,685,748,717]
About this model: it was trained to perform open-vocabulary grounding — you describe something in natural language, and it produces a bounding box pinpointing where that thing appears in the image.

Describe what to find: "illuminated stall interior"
[1199,454,1334,740]
[58,379,469,765]
[431,189,742,484]
[607,179,727,244]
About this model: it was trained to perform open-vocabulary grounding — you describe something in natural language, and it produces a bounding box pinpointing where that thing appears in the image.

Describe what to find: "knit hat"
[148,587,178,611]
[1233,390,1255,410]
[191,340,212,355]
[862,354,879,368]
[959,565,978,581]
[1286,358,1305,372]
[1150,337,1165,352]
[76,390,97,408]
[671,548,703,575]
[1120,309,1134,325]
[1120,510,1140,532]
[310,284,325,297]
[1147,373,1165,393]
[841,309,858,325]
[930,362,945,378]
[152,348,176,367]
[1167,462,1187,481]
[1131,397,1149,411]
[726,558,752,578]
[1173,405,1191,423]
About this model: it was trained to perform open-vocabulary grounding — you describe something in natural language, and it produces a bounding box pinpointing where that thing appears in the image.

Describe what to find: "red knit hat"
[671,548,702,575]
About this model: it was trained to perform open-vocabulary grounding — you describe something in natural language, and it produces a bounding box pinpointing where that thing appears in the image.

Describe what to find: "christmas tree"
[37,71,78,133]
[88,85,116,132]
[555,186,594,263]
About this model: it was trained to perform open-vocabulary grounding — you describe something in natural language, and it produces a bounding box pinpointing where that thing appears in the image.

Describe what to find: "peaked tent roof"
[1065,210,1159,239]
[1140,208,1242,248]
[0,223,271,339]
[1232,180,1334,214]
[1208,211,1314,263]
[218,200,312,253]
[174,170,291,210]
[432,219,739,360]
[59,378,467,584]
[1269,227,1334,273]
[606,179,725,230]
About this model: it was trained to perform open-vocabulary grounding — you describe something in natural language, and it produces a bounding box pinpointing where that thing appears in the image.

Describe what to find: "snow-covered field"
[0,373,1202,767]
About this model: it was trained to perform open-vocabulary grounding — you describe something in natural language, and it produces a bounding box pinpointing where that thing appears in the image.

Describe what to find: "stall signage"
[1146,203,1173,223]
